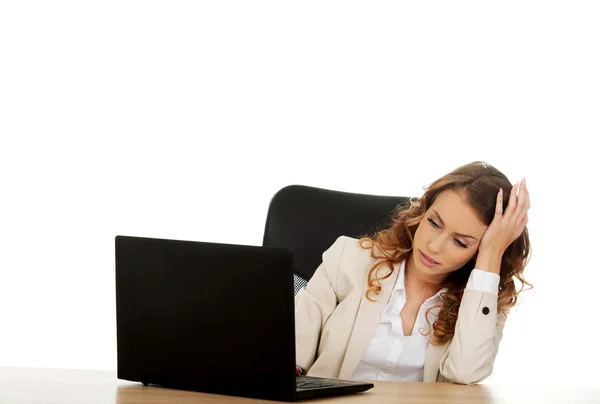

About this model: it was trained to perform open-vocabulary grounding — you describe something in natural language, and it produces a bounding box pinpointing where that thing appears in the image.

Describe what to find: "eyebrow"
[431,209,478,240]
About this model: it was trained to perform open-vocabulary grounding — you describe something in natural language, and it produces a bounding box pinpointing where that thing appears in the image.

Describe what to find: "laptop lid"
[115,235,297,401]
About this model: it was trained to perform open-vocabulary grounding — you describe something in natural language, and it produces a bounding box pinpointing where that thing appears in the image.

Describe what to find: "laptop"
[115,235,374,401]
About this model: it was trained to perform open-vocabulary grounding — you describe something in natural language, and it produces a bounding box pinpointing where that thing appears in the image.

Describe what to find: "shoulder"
[323,236,377,277]
[325,235,371,257]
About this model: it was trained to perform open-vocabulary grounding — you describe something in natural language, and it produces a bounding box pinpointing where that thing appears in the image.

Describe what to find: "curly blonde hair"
[359,161,532,345]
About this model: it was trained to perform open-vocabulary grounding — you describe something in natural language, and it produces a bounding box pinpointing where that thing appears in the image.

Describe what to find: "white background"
[1,1,599,387]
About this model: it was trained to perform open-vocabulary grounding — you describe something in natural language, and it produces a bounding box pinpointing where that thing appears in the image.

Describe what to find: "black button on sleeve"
[482,307,490,315]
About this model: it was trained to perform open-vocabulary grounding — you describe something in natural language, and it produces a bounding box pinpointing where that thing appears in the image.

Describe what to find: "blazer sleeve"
[438,288,506,384]
[294,236,347,371]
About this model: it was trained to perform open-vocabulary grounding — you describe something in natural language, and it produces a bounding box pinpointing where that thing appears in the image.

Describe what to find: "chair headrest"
[262,185,410,280]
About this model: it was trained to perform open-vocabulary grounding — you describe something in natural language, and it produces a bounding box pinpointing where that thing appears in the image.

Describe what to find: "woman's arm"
[439,177,530,384]
[438,269,505,384]
[294,236,347,372]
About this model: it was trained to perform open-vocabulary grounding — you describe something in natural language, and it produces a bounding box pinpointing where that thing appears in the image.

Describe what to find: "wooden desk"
[1,367,598,404]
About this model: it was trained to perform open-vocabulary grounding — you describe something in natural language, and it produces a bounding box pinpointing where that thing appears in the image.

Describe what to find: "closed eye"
[427,217,468,248]
[454,239,468,248]
[427,217,440,228]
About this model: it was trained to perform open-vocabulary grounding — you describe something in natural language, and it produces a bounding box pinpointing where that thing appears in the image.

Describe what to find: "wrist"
[474,250,503,275]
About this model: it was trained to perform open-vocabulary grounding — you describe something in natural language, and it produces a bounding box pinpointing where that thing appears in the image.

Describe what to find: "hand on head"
[479,177,530,256]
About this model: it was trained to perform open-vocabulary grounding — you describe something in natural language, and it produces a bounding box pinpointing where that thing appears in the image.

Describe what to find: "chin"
[421,264,445,275]
[413,258,439,275]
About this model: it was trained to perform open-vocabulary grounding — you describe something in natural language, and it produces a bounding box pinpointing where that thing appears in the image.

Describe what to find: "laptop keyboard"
[296,378,337,390]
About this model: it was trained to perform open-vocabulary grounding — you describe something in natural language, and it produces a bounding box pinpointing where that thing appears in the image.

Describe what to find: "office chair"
[262,185,410,295]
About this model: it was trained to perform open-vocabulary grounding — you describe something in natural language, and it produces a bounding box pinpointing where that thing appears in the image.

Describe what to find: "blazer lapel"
[338,260,401,379]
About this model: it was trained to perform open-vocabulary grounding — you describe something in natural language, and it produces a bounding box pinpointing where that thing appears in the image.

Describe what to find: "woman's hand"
[479,178,530,257]
[296,366,303,376]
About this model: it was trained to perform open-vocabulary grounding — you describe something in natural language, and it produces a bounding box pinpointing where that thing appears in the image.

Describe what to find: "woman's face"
[409,189,488,281]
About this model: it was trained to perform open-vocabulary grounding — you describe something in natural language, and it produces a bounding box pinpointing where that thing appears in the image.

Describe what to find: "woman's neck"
[404,252,446,299]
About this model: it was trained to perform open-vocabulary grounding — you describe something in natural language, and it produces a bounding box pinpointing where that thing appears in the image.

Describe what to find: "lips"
[419,250,440,265]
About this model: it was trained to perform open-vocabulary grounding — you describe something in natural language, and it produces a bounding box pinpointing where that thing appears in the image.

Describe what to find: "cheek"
[414,221,429,241]
[442,248,476,271]
[453,250,477,266]
[412,224,421,244]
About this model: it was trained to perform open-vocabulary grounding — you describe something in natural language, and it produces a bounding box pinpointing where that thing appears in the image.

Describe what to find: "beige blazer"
[294,236,505,384]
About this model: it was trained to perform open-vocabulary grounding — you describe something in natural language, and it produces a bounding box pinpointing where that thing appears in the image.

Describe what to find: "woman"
[294,161,531,384]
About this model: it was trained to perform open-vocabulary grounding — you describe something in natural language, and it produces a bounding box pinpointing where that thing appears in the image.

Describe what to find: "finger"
[515,178,530,224]
[517,213,528,237]
[493,187,504,222]
[513,179,526,219]
[523,177,530,209]
[509,212,528,240]
[505,181,519,219]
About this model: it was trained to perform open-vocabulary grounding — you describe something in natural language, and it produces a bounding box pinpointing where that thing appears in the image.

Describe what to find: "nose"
[428,233,444,255]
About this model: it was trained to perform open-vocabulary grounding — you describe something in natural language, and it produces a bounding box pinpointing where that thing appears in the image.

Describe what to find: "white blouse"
[351,260,499,382]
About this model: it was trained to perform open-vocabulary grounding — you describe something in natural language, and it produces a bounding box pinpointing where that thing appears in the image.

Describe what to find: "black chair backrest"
[262,185,410,284]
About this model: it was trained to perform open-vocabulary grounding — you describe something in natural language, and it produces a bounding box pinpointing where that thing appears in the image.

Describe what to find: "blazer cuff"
[466,269,500,295]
